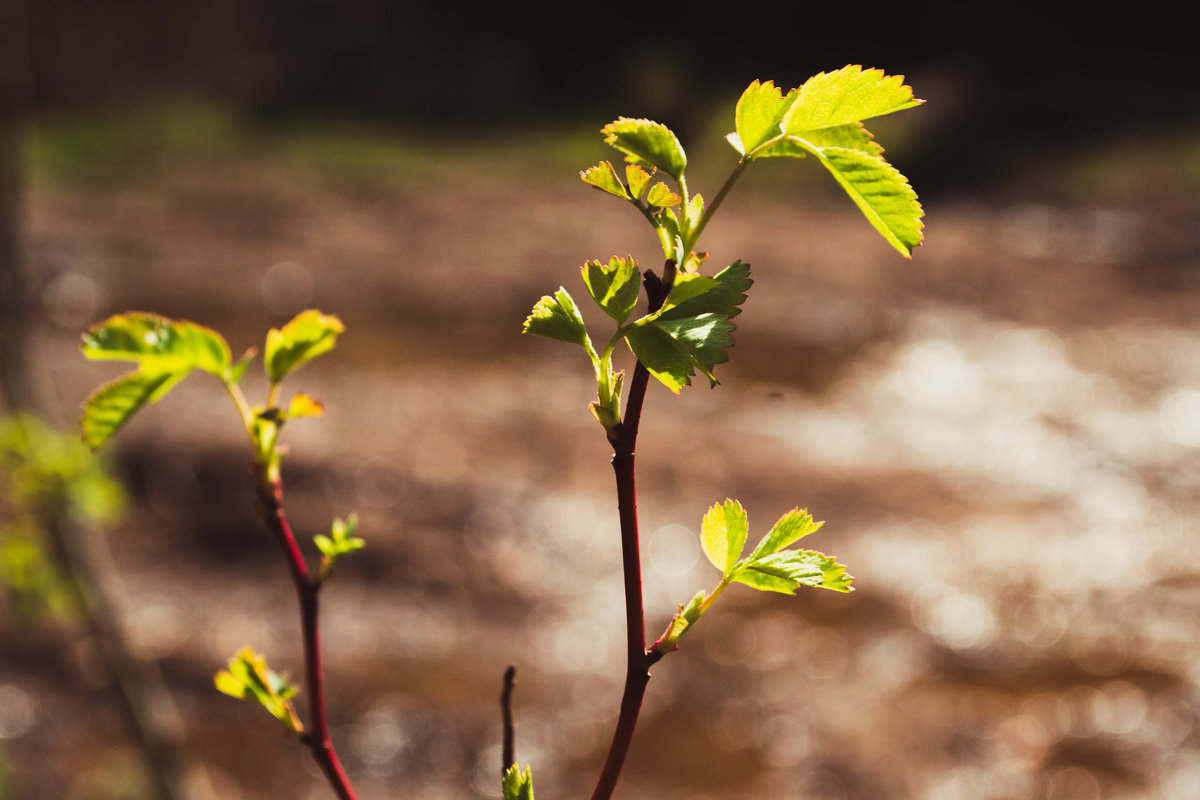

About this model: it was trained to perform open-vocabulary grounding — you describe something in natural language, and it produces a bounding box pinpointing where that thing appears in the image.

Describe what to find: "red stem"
[255,466,358,800]
[589,264,674,800]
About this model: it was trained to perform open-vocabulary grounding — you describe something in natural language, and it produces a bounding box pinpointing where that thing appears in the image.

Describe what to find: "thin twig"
[501,665,517,774]
[254,466,357,800]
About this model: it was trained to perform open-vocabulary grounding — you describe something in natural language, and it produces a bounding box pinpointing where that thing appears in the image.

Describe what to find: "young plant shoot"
[79,309,361,800]
[521,65,922,800]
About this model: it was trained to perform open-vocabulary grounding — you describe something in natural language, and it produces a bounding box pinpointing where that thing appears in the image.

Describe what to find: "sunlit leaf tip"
[580,161,628,199]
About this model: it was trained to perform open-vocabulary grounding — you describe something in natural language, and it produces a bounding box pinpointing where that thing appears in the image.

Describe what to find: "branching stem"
[253,465,357,800]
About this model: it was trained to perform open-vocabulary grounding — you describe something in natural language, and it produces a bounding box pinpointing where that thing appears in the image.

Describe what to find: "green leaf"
[522,288,590,347]
[626,164,653,201]
[733,80,798,154]
[748,508,823,561]
[264,310,344,385]
[285,392,324,420]
[214,647,304,734]
[755,122,881,159]
[806,146,923,257]
[502,764,534,800]
[315,513,364,580]
[580,161,628,199]
[601,117,687,182]
[80,369,188,450]
[81,312,231,376]
[581,257,641,323]
[659,261,752,321]
[625,312,735,393]
[656,272,720,317]
[783,65,923,135]
[700,499,748,576]
[735,549,853,594]
[646,182,681,208]
[654,313,736,384]
[624,323,692,393]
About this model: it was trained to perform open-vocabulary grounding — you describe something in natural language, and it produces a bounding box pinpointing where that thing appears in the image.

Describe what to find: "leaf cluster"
[214,646,304,735]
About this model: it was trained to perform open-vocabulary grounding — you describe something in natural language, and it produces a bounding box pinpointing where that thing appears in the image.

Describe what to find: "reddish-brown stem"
[589,263,674,800]
[254,466,358,800]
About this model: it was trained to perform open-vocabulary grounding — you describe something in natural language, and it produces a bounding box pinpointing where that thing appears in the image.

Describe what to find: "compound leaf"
[580,161,628,199]
[700,499,748,575]
[264,310,344,384]
[601,117,687,182]
[523,288,590,347]
[581,257,640,323]
[81,312,230,377]
[657,272,720,317]
[784,65,923,135]
[81,369,188,450]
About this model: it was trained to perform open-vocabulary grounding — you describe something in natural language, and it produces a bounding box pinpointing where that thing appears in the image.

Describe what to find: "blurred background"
[3,2,1200,799]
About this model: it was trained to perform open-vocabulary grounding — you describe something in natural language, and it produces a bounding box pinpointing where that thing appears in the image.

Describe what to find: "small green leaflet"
[730,80,798,155]
[626,164,653,201]
[580,161,628,199]
[502,764,534,800]
[601,117,687,183]
[646,182,680,208]
[264,310,345,385]
[80,370,186,450]
[582,257,640,323]
[315,513,364,581]
[701,499,749,575]
[214,646,304,734]
[747,507,823,561]
[522,288,589,347]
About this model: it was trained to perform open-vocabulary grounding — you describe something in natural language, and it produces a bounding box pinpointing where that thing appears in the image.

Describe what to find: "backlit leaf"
[700,499,748,575]
[81,369,188,450]
[625,312,735,392]
[522,288,589,347]
[784,65,923,134]
[748,508,823,560]
[601,117,687,182]
[580,161,628,199]
[582,257,640,323]
[735,549,853,594]
[626,164,653,201]
[264,310,344,384]
[807,146,923,257]
[646,182,680,208]
[733,80,798,154]
[81,313,230,376]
